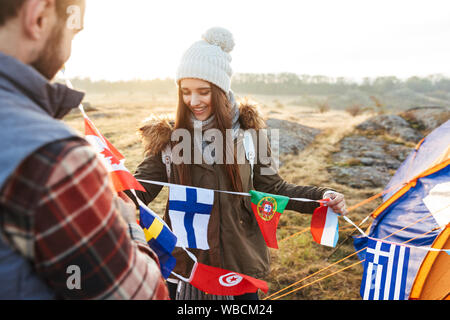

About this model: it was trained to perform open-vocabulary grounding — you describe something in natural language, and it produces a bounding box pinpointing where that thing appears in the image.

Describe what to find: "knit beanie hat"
[176,27,235,94]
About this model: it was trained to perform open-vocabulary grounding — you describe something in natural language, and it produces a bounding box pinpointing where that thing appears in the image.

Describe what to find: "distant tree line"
[70,73,450,96]
[69,73,450,109]
[70,77,177,95]
[231,73,450,96]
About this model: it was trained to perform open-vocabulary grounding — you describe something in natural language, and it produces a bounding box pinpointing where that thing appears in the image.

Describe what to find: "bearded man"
[0,0,169,300]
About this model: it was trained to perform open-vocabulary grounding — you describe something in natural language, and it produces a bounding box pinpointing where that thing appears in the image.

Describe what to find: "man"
[0,0,169,299]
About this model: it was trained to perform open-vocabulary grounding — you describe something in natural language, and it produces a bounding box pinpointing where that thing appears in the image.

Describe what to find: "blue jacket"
[0,52,84,299]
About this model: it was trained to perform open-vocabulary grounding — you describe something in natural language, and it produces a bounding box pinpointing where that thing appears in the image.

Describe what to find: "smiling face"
[180,78,213,121]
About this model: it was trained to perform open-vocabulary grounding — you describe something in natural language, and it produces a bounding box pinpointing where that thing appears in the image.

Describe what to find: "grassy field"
[64,91,386,300]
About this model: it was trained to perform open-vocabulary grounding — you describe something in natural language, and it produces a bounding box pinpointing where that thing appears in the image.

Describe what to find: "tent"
[354,119,450,300]
[409,226,449,299]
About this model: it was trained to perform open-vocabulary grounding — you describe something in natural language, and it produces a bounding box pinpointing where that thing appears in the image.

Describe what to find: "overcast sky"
[65,0,450,81]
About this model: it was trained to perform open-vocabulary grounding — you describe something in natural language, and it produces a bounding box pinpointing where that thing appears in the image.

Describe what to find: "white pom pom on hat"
[202,27,235,53]
[176,27,235,94]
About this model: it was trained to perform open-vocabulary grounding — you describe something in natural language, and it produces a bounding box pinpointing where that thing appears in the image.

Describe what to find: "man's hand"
[115,191,138,224]
[323,191,347,216]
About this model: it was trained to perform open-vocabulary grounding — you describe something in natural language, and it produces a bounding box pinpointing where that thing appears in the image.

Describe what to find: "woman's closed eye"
[198,90,211,96]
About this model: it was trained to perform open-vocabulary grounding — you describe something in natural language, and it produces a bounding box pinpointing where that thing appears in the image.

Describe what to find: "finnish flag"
[360,238,410,300]
[168,185,214,250]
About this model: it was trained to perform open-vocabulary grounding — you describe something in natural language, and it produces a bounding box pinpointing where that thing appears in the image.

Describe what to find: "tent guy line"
[265,223,448,300]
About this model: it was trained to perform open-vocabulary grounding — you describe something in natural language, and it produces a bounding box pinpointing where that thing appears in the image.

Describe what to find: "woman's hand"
[323,191,347,216]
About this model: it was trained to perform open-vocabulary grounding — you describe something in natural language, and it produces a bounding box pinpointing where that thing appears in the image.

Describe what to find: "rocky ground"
[267,106,449,189]
[265,118,321,155]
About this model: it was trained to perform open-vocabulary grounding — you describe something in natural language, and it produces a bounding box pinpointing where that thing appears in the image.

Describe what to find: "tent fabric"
[409,226,450,300]
[354,119,450,299]
[380,119,449,202]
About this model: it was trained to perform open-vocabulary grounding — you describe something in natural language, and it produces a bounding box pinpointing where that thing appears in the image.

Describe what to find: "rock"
[328,135,413,188]
[265,118,320,155]
[82,102,97,112]
[356,114,423,142]
[69,101,98,114]
[328,108,447,189]
[328,166,392,189]
[400,106,450,133]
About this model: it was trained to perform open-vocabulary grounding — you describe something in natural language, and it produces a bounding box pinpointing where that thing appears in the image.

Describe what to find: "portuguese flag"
[249,190,290,249]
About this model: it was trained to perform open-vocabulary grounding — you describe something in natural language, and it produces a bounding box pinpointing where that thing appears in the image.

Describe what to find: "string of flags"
[137,178,331,249]
[77,108,342,294]
[82,108,448,298]
[136,178,324,204]
[135,169,449,301]
[62,72,448,299]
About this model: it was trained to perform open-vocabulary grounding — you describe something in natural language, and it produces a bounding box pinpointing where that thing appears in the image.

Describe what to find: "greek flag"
[360,238,410,300]
[168,185,214,250]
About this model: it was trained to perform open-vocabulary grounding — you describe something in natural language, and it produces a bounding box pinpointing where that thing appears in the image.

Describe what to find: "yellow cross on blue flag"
[139,203,177,279]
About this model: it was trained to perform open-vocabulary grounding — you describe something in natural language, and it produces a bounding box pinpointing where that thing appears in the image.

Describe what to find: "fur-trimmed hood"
[138,100,265,156]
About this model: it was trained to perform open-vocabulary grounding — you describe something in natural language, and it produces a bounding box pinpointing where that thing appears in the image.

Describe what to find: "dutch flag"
[310,203,339,247]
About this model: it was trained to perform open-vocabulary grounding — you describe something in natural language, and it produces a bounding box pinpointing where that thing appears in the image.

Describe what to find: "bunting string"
[266,226,446,300]
[137,178,324,203]
[264,204,450,300]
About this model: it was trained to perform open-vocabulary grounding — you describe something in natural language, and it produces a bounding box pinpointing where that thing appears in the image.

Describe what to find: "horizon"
[66,72,450,84]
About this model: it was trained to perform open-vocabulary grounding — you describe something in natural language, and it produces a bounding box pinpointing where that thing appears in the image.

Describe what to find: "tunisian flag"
[84,117,145,192]
[189,262,268,296]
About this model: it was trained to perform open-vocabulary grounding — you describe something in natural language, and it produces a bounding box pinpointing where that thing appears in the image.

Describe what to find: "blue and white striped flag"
[360,238,410,300]
[168,185,214,250]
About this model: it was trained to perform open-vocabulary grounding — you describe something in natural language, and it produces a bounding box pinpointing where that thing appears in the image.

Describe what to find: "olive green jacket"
[132,102,330,279]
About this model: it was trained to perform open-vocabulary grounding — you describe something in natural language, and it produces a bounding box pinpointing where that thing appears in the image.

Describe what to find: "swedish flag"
[139,204,177,279]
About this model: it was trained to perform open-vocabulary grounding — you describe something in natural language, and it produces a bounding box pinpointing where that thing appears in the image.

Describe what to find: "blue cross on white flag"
[360,238,410,300]
[168,185,214,249]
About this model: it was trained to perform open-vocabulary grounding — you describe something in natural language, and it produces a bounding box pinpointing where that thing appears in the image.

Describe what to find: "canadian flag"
[84,116,145,192]
[188,262,268,296]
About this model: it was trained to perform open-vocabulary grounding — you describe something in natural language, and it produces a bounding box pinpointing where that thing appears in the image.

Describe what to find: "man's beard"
[31,24,65,80]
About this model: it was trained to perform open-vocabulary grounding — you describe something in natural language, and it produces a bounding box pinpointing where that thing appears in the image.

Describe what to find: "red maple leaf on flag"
[84,117,145,192]
[100,148,121,165]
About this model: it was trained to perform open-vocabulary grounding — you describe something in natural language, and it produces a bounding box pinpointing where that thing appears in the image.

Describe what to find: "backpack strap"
[161,144,172,179]
[160,131,256,180]
[243,130,255,180]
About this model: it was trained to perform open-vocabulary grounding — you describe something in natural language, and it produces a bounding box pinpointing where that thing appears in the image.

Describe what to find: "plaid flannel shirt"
[0,138,169,299]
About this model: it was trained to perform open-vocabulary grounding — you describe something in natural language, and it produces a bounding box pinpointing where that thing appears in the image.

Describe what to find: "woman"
[132,27,346,300]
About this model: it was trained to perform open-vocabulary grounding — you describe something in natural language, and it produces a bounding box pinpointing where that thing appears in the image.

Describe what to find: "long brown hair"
[174,82,243,192]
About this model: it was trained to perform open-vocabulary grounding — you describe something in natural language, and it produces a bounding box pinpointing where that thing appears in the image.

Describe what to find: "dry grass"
[254,101,381,300]
[64,91,386,300]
